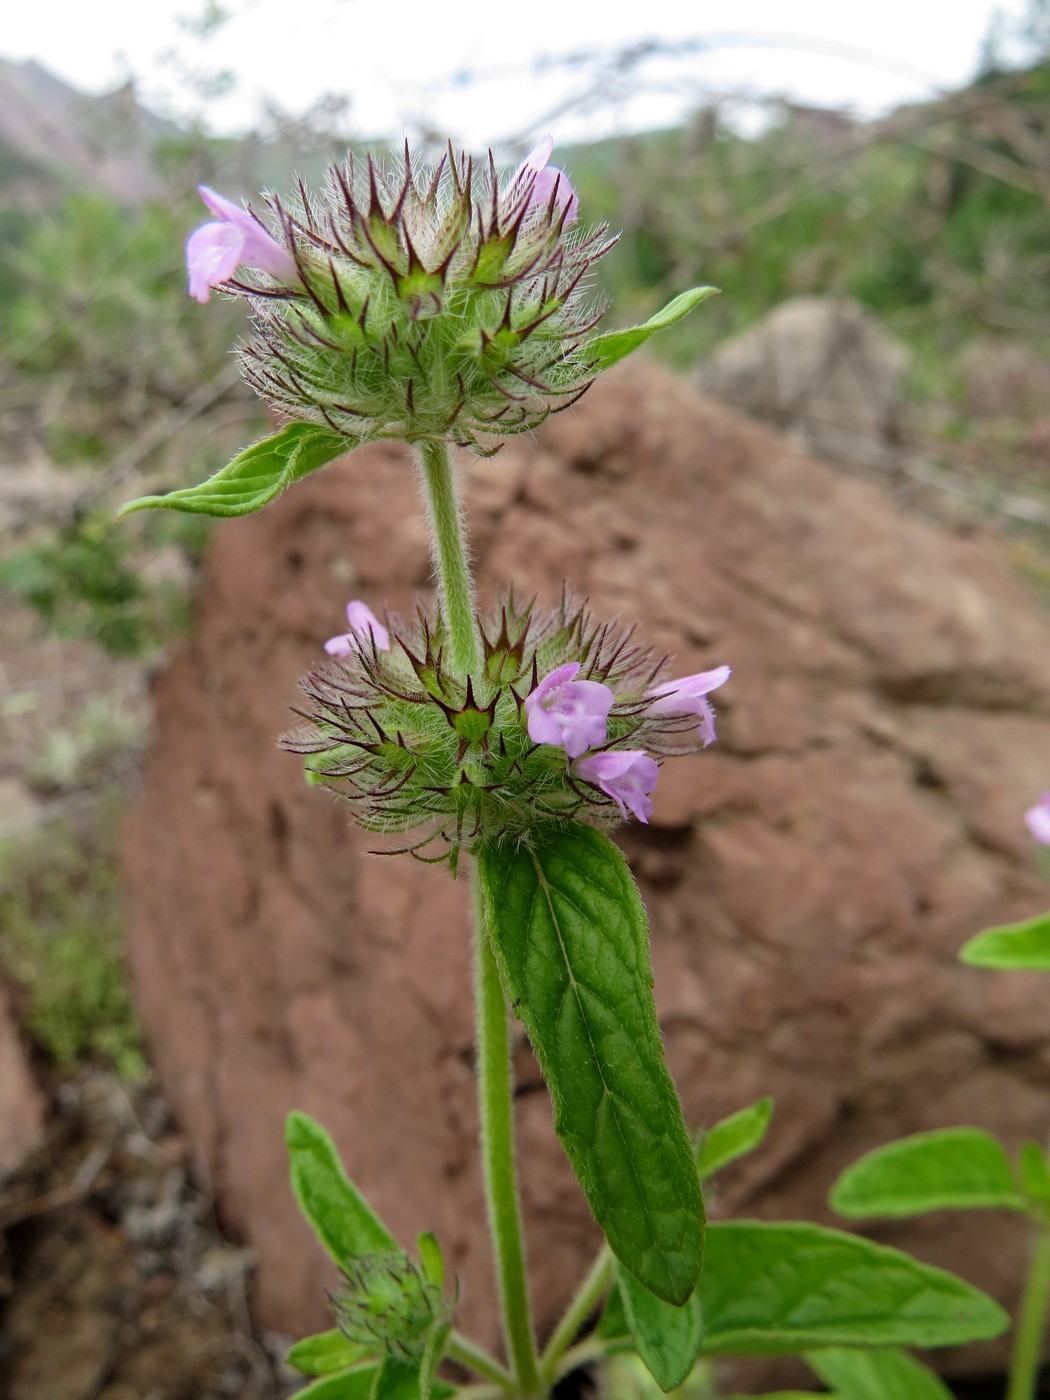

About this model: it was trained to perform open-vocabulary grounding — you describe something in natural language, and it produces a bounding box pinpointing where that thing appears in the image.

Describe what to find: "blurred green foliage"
[0,513,201,656]
[3,189,248,458]
[567,64,1050,391]
[0,802,145,1081]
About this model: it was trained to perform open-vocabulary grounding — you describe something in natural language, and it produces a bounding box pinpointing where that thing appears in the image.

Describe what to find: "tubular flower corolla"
[325,600,392,657]
[1026,792,1050,845]
[186,186,297,303]
[648,665,732,747]
[573,750,659,825]
[524,663,614,758]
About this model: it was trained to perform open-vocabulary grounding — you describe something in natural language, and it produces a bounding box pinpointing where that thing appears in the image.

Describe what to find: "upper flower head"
[525,663,614,758]
[1025,792,1050,845]
[512,134,579,225]
[647,665,731,747]
[573,750,659,825]
[186,186,297,304]
[324,599,391,657]
[186,142,614,454]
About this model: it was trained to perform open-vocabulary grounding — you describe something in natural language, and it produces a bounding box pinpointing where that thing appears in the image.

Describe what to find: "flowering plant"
[121,139,1015,1398]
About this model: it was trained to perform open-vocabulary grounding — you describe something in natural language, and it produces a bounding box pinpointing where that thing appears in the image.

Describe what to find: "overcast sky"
[2,0,1031,147]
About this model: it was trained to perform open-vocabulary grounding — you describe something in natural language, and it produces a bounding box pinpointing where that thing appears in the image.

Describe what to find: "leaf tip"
[115,496,157,520]
[285,1109,315,1149]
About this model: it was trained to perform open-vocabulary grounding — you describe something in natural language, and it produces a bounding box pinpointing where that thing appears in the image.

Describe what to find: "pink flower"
[574,750,659,824]
[513,134,579,225]
[186,186,297,304]
[324,600,390,657]
[525,663,613,758]
[1025,793,1050,845]
[648,665,731,748]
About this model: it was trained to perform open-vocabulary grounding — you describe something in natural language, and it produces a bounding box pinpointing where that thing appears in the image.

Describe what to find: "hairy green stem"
[540,1245,614,1383]
[447,1332,513,1390]
[416,438,479,675]
[1008,1221,1050,1400]
[472,867,543,1397]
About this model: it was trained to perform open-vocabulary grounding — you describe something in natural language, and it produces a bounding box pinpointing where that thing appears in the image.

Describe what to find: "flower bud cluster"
[333,1249,446,1363]
[282,592,728,864]
[186,138,615,455]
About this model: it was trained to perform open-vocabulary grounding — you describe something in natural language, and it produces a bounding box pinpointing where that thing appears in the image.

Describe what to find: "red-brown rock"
[123,365,1050,1384]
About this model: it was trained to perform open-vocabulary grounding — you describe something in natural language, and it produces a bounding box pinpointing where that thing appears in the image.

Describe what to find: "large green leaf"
[475,823,703,1305]
[617,1265,704,1392]
[807,1346,953,1399]
[118,421,347,519]
[959,910,1050,971]
[698,1221,1008,1355]
[369,1355,454,1400]
[287,1112,397,1265]
[585,287,719,369]
[830,1128,1025,1218]
[292,1364,381,1399]
[290,1362,454,1400]
[288,1330,371,1377]
[697,1098,774,1180]
[1019,1141,1050,1203]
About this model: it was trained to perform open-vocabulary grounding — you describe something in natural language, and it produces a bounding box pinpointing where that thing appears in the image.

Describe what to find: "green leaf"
[416,1232,444,1290]
[698,1221,1009,1355]
[596,1278,630,1342]
[368,1355,454,1400]
[292,1364,381,1399]
[118,422,347,519]
[697,1098,774,1180]
[829,1128,1025,1218]
[959,910,1050,970]
[806,1346,954,1399]
[288,1330,371,1377]
[585,287,719,370]
[1019,1142,1050,1203]
[475,823,704,1305]
[617,1263,704,1392]
[289,1361,454,1400]
[287,1112,398,1266]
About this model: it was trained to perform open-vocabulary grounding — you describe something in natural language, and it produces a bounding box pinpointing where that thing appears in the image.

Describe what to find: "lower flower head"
[648,665,731,747]
[283,591,726,863]
[573,750,659,825]
[325,599,391,657]
[525,662,614,758]
[186,185,297,304]
[1026,793,1050,845]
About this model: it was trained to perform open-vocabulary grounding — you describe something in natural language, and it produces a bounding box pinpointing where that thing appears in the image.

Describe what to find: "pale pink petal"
[187,186,296,302]
[649,664,731,746]
[186,222,244,303]
[345,600,390,651]
[525,663,613,758]
[325,600,390,656]
[1025,793,1050,845]
[574,750,659,824]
